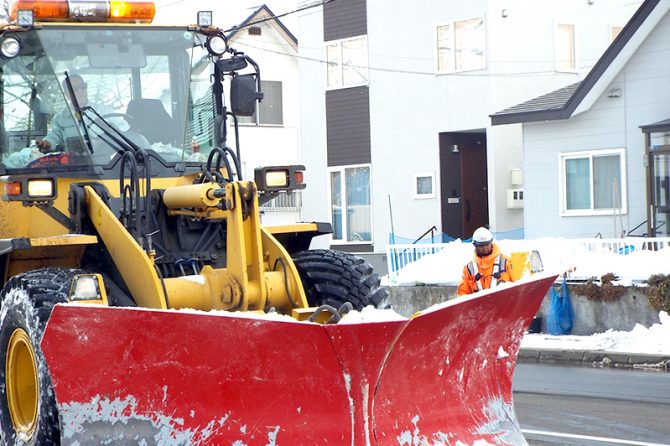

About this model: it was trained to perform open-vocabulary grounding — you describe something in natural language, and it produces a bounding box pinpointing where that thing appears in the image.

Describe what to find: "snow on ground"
[383,237,670,355]
[335,302,670,355]
[386,238,670,287]
[521,311,670,355]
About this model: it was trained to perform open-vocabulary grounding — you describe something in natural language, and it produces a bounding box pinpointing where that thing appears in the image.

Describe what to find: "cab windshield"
[0,26,215,171]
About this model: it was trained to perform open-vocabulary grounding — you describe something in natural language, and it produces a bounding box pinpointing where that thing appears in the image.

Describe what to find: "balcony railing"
[260,191,302,212]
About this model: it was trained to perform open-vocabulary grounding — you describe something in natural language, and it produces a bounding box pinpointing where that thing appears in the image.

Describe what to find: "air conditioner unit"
[507,188,524,209]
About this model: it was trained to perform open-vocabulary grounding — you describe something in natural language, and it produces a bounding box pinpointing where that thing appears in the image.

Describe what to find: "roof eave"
[490,0,663,126]
[490,108,572,126]
[226,4,298,47]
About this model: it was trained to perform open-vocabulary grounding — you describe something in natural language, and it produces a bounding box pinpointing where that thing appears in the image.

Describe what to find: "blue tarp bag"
[546,277,573,335]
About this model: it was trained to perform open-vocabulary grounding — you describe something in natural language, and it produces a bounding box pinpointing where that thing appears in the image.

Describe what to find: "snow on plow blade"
[41,274,555,445]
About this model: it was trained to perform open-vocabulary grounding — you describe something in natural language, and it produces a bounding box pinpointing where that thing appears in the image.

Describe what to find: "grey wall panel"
[326,87,371,166]
[323,0,367,42]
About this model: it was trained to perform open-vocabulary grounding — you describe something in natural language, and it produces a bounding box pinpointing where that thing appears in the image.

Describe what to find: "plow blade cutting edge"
[41,274,556,445]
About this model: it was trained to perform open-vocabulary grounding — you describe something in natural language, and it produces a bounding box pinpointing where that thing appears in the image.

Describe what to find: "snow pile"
[388,241,472,286]
[339,306,407,324]
[385,237,670,356]
[521,311,670,354]
[387,238,670,286]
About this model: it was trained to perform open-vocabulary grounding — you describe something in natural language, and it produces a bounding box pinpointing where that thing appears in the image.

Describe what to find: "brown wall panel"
[326,87,371,166]
[324,0,367,41]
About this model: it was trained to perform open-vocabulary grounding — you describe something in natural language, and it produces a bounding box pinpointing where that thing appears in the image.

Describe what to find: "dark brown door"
[440,132,488,239]
[460,143,488,237]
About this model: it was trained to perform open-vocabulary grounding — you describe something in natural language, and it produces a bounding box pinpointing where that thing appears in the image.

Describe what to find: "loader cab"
[0,8,242,177]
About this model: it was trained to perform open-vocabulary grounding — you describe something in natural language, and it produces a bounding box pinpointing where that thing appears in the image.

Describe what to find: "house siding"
[323,0,367,41]
[326,87,371,166]
[298,6,330,248]
[523,8,670,239]
[299,0,641,253]
[208,8,302,226]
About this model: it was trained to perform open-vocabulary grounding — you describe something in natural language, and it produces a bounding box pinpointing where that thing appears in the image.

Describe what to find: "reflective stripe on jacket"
[466,255,507,291]
[456,243,514,296]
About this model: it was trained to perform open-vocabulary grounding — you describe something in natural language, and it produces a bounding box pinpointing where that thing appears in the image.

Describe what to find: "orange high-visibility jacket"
[457,243,514,296]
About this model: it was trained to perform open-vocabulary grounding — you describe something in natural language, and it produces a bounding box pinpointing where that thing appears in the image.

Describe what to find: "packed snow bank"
[386,238,670,286]
[521,311,670,355]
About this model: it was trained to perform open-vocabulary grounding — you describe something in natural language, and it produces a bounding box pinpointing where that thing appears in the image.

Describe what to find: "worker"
[36,74,100,153]
[457,227,514,296]
[36,74,148,158]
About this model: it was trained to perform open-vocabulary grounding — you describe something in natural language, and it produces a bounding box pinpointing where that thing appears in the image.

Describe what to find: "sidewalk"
[518,347,670,371]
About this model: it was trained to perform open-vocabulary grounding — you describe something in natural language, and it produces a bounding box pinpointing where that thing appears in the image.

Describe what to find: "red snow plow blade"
[41,274,555,445]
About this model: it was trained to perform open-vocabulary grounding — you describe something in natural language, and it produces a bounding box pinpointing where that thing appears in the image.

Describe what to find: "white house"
[297,0,640,261]
[224,6,303,225]
[491,0,670,239]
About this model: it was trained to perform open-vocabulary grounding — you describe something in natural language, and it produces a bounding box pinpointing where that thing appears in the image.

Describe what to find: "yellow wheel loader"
[0,2,555,445]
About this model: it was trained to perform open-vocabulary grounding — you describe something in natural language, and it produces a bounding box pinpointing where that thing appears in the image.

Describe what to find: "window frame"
[324,35,369,91]
[436,16,486,74]
[555,22,578,73]
[327,163,373,244]
[558,148,627,217]
[237,79,283,126]
[413,172,436,199]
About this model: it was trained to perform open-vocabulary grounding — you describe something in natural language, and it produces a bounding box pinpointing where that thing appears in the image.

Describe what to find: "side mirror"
[230,74,263,117]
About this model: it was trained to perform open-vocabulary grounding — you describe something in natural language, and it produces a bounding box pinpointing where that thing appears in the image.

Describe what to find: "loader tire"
[292,249,388,311]
[0,267,81,446]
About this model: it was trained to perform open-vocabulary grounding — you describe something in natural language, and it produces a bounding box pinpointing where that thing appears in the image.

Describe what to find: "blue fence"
[387,229,524,275]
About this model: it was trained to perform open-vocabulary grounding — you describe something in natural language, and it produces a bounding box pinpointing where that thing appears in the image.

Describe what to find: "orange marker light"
[9,0,155,23]
[109,1,155,22]
[4,181,22,196]
[10,0,69,21]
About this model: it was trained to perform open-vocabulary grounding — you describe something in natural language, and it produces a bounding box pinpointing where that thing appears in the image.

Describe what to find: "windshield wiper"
[63,71,141,157]
[80,107,142,155]
[63,71,95,154]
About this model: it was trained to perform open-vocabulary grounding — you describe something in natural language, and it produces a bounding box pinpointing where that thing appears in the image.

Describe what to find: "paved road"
[513,363,670,445]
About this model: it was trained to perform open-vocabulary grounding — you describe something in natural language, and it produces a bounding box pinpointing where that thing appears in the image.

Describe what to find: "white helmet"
[472,227,493,246]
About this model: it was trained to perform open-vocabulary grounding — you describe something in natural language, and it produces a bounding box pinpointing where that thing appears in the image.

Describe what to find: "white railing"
[385,237,670,284]
[260,190,302,212]
[386,243,452,280]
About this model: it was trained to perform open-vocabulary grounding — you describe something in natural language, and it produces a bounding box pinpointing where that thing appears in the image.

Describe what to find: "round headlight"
[1,36,21,59]
[206,35,228,57]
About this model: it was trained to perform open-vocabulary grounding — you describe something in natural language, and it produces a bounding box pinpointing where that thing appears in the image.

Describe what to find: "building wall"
[522,9,670,239]
[297,5,331,248]
[298,0,642,250]
[227,18,303,225]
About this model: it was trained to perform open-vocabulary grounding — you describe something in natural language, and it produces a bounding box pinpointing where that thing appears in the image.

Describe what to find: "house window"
[325,35,368,89]
[560,149,627,216]
[238,80,283,125]
[329,165,372,243]
[437,17,485,73]
[556,23,576,71]
[414,172,435,199]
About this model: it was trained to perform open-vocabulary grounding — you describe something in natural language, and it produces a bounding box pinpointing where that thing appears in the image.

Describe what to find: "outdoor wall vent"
[248,26,262,36]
